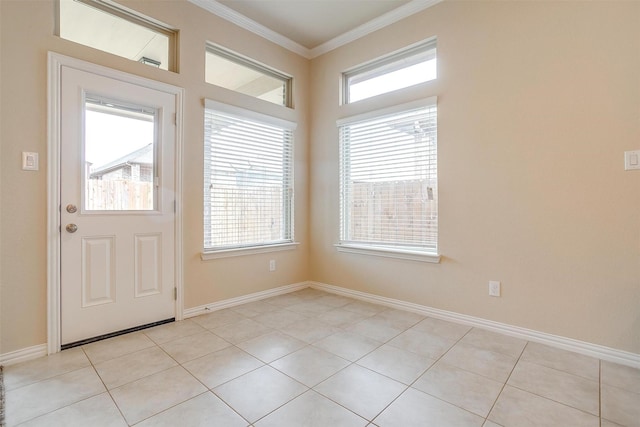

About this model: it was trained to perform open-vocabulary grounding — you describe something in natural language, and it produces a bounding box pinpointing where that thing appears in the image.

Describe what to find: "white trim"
[183,282,308,318]
[310,0,443,58]
[188,0,309,58]
[20,276,638,369]
[98,0,178,32]
[188,0,443,59]
[47,54,62,355]
[201,242,300,260]
[342,36,437,75]
[337,96,437,126]
[0,344,48,366]
[308,281,640,369]
[204,99,297,130]
[174,77,186,322]
[335,244,440,264]
[47,52,185,354]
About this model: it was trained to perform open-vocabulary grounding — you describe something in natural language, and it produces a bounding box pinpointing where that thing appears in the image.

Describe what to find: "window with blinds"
[338,98,438,254]
[204,100,295,251]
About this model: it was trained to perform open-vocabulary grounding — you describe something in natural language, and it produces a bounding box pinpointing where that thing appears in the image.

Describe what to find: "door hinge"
[174,287,177,300]
[173,113,177,125]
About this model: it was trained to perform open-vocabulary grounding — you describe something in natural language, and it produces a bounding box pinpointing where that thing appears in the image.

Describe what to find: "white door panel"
[60,66,176,345]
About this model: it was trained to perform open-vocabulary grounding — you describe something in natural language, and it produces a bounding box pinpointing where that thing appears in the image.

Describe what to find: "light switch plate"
[22,152,39,171]
[624,150,640,171]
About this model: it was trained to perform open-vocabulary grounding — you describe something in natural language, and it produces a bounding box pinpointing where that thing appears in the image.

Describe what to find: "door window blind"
[339,100,437,253]
[204,100,294,251]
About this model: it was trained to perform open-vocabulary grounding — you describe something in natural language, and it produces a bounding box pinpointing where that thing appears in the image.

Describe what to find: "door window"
[84,97,157,211]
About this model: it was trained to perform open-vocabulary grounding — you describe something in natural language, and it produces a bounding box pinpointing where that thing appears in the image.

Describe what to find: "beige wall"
[0,0,309,355]
[1,0,639,357]
[309,1,640,353]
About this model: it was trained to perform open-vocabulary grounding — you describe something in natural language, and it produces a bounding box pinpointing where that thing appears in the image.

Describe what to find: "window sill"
[201,242,300,260]
[334,243,441,263]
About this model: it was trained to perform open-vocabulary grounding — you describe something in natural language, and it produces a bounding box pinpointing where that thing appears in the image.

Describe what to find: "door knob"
[66,204,77,213]
[66,224,78,233]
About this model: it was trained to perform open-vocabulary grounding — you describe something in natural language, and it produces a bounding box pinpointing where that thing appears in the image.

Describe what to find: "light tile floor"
[4,287,640,426]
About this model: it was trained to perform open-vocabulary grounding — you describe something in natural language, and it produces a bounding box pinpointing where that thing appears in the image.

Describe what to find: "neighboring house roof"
[90,143,153,178]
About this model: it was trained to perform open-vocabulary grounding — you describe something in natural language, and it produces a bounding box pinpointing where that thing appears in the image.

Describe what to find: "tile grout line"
[164,293,316,424]
[598,359,602,427]
[200,336,314,423]
[8,348,118,427]
[158,337,257,426]
[9,289,634,426]
[481,335,528,425]
[486,341,603,423]
[208,291,321,424]
[0,366,4,427]
[501,356,603,419]
[86,344,145,427]
[257,305,406,424]
[88,333,223,426]
[374,324,488,422]
[261,295,399,423]
[338,315,476,424]
[102,334,252,426]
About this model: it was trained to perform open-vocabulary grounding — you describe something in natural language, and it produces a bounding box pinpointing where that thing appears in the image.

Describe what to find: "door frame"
[47,52,185,354]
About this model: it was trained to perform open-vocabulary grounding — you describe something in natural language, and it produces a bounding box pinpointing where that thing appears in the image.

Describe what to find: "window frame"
[202,99,298,260]
[205,44,293,108]
[336,97,440,264]
[57,0,178,71]
[342,38,437,105]
[83,95,160,213]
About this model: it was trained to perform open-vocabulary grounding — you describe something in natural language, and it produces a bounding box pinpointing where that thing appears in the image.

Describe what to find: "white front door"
[59,66,177,346]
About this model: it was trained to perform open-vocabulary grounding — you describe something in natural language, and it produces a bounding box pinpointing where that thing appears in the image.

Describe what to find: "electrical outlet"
[269,260,276,272]
[489,281,501,297]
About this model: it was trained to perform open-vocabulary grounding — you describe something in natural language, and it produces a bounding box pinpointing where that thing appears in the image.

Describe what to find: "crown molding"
[187,0,310,57]
[188,0,443,59]
[309,0,443,58]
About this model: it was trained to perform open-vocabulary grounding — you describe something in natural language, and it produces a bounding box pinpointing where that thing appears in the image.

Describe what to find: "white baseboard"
[0,343,47,366]
[5,280,637,369]
[308,281,640,369]
[183,281,309,318]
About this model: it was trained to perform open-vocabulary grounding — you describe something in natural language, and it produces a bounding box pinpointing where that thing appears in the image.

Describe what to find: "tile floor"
[3,287,640,426]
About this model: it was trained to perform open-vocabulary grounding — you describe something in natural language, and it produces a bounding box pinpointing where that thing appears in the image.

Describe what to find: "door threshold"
[61,318,175,350]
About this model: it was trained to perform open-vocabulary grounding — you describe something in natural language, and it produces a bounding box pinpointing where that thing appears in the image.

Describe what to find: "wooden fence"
[349,179,437,245]
[86,179,154,211]
[206,185,285,247]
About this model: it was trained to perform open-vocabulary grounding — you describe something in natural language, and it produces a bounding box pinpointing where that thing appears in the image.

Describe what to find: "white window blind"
[204,100,295,251]
[339,99,438,253]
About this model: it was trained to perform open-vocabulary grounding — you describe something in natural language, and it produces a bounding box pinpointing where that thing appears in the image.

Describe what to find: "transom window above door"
[58,0,177,71]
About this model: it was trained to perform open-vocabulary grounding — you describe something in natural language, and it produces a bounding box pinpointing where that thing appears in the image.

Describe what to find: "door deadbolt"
[66,224,78,233]
[66,204,77,213]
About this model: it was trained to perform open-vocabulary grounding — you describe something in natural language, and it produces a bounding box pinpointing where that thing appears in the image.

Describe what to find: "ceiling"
[216,0,410,49]
[189,0,442,58]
